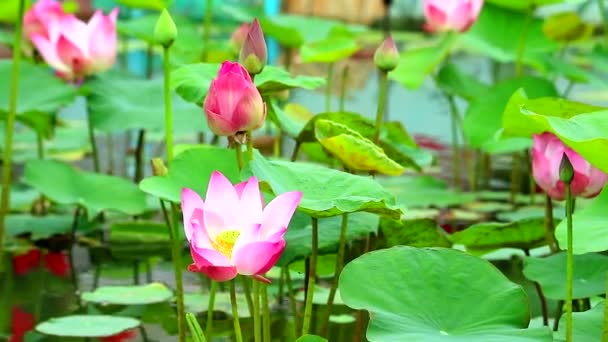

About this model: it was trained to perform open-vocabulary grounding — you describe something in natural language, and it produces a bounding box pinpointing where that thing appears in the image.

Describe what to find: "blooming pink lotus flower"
[182,171,302,283]
[230,23,250,52]
[532,132,608,200]
[30,8,119,81]
[23,0,66,41]
[423,0,484,33]
[203,61,266,136]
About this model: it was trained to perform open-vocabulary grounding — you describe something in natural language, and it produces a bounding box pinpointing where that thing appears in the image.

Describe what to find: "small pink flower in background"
[100,329,136,342]
[23,0,66,41]
[30,8,119,82]
[12,249,41,275]
[203,61,266,136]
[532,132,608,200]
[9,306,35,342]
[231,23,250,52]
[423,0,484,33]
[182,171,301,283]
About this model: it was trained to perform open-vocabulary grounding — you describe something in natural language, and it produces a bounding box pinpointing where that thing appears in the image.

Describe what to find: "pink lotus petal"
[236,177,264,225]
[232,240,285,276]
[181,188,204,241]
[204,171,240,228]
[87,9,118,73]
[260,191,302,238]
[30,33,70,74]
[188,263,237,282]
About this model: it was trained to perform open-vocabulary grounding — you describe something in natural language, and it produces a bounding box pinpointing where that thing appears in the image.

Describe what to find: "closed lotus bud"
[154,9,178,48]
[423,0,484,33]
[532,133,608,200]
[203,61,266,137]
[239,18,267,75]
[374,35,399,72]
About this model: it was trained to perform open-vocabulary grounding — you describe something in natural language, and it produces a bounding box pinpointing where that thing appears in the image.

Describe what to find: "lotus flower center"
[212,230,241,258]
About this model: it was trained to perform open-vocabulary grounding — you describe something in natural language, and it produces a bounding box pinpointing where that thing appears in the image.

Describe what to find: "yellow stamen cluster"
[211,230,240,258]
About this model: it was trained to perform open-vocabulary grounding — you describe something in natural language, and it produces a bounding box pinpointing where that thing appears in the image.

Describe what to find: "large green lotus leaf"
[81,283,173,305]
[139,146,240,203]
[436,63,489,101]
[272,102,314,138]
[486,0,564,10]
[115,0,168,10]
[300,37,359,63]
[377,175,475,209]
[23,159,146,216]
[35,315,140,337]
[86,74,205,134]
[0,0,26,23]
[543,57,608,87]
[461,4,557,64]
[463,76,558,147]
[496,205,565,222]
[6,214,75,239]
[555,301,604,341]
[339,247,552,341]
[295,335,327,342]
[246,151,401,219]
[523,252,608,300]
[109,221,173,259]
[315,119,404,175]
[171,63,324,105]
[379,218,452,248]
[450,218,546,252]
[0,60,77,135]
[502,89,608,173]
[555,188,608,254]
[389,33,455,89]
[279,212,378,265]
[481,137,532,155]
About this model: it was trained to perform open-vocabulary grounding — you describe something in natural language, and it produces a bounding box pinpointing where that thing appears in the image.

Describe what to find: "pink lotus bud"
[373,35,399,72]
[230,23,250,52]
[238,18,267,75]
[23,0,66,41]
[181,171,302,283]
[423,0,484,33]
[203,61,266,136]
[30,8,119,82]
[532,132,608,201]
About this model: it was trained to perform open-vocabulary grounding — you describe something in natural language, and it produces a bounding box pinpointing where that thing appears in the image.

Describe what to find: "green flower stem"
[325,63,334,112]
[235,143,244,170]
[163,47,174,166]
[339,65,349,112]
[186,312,208,342]
[524,249,549,326]
[273,124,282,158]
[160,200,186,342]
[246,131,254,161]
[107,133,115,174]
[446,93,462,190]
[261,283,271,342]
[565,184,574,342]
[320,213,349,336]
[240,276,254,317]
[230,279,243,342]
[205,281,217,336]
[544,194,558,252]
[0,0,26,273]
[252,280,261,342]
[284,267,299,336]
[202,0,213,62]
[134,130,145,182]
[603,272,608,341]
[302,217,319,335]
[290,142,301,162]
[510,152,522,205]
[598,0,608,47]
[372,70,388,144]
[86,108,101,172]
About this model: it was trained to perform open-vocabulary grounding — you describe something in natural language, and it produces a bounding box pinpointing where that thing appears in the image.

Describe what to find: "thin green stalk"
[339,66,349,112]
[302,217,319,335]
[236,144,244,170]
[0,0,26,273]
[320,213,349,336]
[515,5,534,77]
[68,207,82,308]
[447,95,461,190]
[240,276,254,317]
[262,283,271,342]
[372,71,388,144]
[325,63,334,112]
[284,267,299,336]
[528,150,536,204]
[598,0,608,47]
[202,0,213,62]
[206,281,217,336]
[134,129,145,182]
[252,280,261,342]
[565,184,574,342]
[510,152,521,205]
[163,47,174,165]
[290,142,300,162]
[36,134,44,159]
[230,280,243,342]
[246,131,254,161]
[107,133,115,174]
[186,312,208,342]
[603,272,608,342]
[273,125,282,158]
[524,249,549,326]
[87,109,101,172]
[544,194,558,252]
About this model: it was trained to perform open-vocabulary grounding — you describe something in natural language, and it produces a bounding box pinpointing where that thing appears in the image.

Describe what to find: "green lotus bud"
[374,35,399,72]
[154,9,178,48]
[559,153,574,184]
[239,18,267,75]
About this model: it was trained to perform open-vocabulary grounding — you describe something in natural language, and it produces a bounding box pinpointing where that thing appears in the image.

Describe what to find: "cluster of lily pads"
[1,0,608,341]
